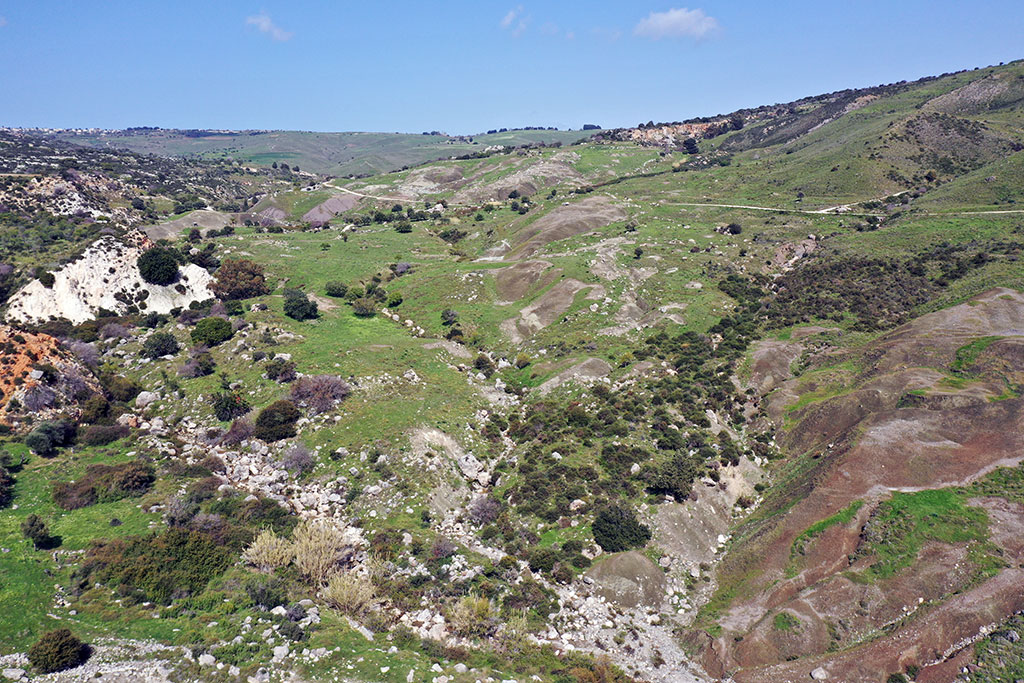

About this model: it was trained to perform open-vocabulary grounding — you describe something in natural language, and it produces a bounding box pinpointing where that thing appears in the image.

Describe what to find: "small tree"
[142,332,179,359]
[683,138,699,154]
[137,247,180,285]
[28,628,86,673]
[283,289,318,321]
[254,400,301,441]
[191,317,233,346]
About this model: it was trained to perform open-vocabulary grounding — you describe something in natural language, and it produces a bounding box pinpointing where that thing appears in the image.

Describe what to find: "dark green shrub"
[0,466,13,508]
[592,504,651,552]
[244,575,288,609]
[80,529,233,604]
[142,331,179,359]
[254,400,301,441]
[22,513,58,549]
[212,392,250,422]
[325,281,348,298]
[80,394,110,423]
[81,424,129,446]
[137,247,180,285]
[191,317,233,346]
[105,375,142,402]
[351,298,376,317]
[28,628,86,673]
[25,420,76,457]
[283,289,318,321]
[265,358,297,382]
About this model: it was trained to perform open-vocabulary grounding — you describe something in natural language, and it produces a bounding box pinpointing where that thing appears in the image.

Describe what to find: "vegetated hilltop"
[0,59,1022,683]
[43,127,591,177]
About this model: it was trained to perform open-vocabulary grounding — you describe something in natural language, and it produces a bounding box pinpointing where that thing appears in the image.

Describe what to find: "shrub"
[243,574,288,610]
[80,424,129,446]
[221,418,254,445]
[325,281,348,298]
[283,289,318,321]
[105,375,142,402]
[53,462,154,510]
[28,628,86,673]
[80,394,110,423]
[474,354,496,378]
[137,247,180,285]
[22,514,57,549]
[441,309,458,326]
[142,332,179,359]
[212,392,250,422]
[178,350,215,378]
[292,520,348,586]
[80,529,233,604]
[254,400,301,441]
[321,572,375,616]
[211,259,269,300]
[242,528,294,573]
[592,504,651,552]
[99,323,131,340]
[26,420,76,457]
[281,443,315,474]
[265,358,297,382]
[468,495,501,526]
[351,298,376,317]
[191,317,233,346]
[290,375,351,415]
[0,466,13,508]
[447,595,498,639]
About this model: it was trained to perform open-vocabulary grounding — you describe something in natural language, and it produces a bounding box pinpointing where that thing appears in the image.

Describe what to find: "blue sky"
[0,1,1021,133]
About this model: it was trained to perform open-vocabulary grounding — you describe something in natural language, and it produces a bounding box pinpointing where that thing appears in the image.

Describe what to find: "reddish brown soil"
[508,196,627,259]
[0,326,68,416]
[699,289,1024,682]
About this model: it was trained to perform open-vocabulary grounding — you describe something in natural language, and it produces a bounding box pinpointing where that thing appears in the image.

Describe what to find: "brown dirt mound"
[303,195,358,223]
[536,357,612,395]
[491,260,558,303]
[143,209,231,240]
[509,196,627,260]
[585,551,667,609]
[501,279,606,342]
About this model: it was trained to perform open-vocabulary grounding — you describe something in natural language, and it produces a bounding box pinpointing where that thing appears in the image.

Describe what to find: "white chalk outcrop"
[4,230,214,324]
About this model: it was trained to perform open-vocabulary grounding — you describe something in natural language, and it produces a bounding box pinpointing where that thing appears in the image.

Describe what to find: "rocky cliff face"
[4,230,214,324]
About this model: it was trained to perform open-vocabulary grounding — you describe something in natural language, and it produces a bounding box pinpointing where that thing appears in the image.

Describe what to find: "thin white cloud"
[500,6,522,29]
[633,7,718,40]
[246,12,292,42]
[500,5,529,36]
[540,21,559,36]
[0,17,8,28]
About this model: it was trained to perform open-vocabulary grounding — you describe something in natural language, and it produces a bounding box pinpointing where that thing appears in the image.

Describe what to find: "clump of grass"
[773,611,800,632]
[951,336,1001,375]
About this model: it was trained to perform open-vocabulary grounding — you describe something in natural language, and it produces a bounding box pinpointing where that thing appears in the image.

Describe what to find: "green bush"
[351,298,376,317]
[265,358,297,382]
[25,420,76,457]
[79,529,233,604]
[244,574,288,609]
[0,466,13,508]
[142,332,179,359]
[191,317,233,346]
[137,247,180,285]
[22,513,58,549]
[53,461,154,510]
[254,400,301,442]
[105,375,142,402]
[28,628,86,673]
[212,392,250,422]
[592,504,651,552]
[283,289,318,321]
[80,424,129,446]
[325,281,348,298]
